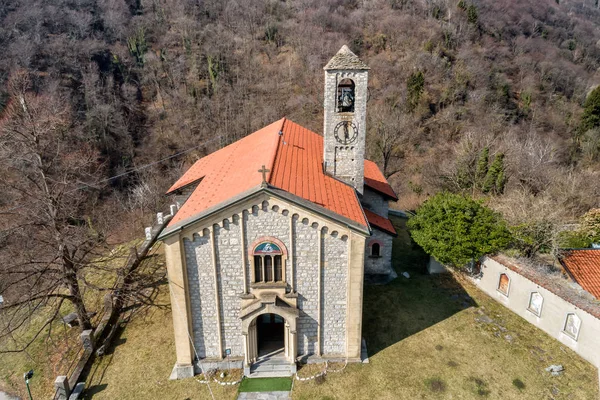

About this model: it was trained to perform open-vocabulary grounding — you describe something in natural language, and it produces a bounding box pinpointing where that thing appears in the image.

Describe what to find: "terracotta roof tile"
[364,160,398,200]
[166,118,395,229]
[559,249,600,300]
[364,209,397,236]
[272,119,366,226]
[166,118,284,226]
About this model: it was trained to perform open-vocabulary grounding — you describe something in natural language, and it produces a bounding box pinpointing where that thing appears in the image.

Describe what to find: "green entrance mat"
[238,377,293,392]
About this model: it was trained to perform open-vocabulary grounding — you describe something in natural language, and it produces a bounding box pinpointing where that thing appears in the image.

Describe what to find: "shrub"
[408,192,512,267]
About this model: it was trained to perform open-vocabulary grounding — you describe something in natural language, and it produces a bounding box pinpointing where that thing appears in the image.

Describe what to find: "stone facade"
[323,68,368,193]
[179,195,353,365]
[361,188,389,217]
[322,231,348,355]
[364,229,394,276]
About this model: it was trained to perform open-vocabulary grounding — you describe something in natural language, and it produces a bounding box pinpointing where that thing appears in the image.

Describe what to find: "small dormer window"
[337,79,355,113]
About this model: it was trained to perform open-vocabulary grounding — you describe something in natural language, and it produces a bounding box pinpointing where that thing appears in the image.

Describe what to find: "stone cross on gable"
[258,165,270,188]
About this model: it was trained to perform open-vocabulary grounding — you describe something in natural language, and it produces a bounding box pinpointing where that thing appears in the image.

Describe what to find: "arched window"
[528,292,543,316]
[337,79,355,113]
[564,313,581,340]
[497,273,510,296]
[253,241,284,283]
[371,243,381,257]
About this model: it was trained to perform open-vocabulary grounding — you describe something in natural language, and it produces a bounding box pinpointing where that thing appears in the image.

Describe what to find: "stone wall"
[322,232,348,355]
[183,198,350,361]
[184,232,219,358]
[215,220,244,357]
[473,257,600,369]
[295,218,320,356]
[323,70,368,193]
[361,188,388,217]
[364,229,394,276]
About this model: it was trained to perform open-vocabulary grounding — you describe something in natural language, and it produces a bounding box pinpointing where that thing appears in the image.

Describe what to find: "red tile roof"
[559,249,600,300]
[364,160,398,200]
[364,209,397,236]
[167,119,283,226]
[166,118,396,230]
[271,119,367,226]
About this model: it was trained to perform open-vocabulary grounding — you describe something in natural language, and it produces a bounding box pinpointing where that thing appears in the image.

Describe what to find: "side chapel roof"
[166,118,396,233]
[559,249,600,300]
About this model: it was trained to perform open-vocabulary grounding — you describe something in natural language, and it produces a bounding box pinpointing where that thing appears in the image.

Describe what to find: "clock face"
[334,121,358,145]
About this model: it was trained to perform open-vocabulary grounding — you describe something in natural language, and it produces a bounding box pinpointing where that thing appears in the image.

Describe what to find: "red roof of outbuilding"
[166,118,396,231]
[364,160,398,200]
[559,249,600,300]
[364,209,397,236]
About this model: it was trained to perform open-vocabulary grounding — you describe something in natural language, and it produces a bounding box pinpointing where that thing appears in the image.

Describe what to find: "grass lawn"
[62,217,600,399]
[238,377,292,392]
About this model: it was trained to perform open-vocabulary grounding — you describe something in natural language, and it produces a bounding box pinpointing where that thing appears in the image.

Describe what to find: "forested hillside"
[1,0,600,260]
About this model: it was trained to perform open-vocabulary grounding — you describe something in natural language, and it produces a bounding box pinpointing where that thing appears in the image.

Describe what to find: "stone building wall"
[184,232,219,359]
[322,232,348,355]
[364,229,394,276]
[294,218,320,356]
[183,199,351,361]
[361,188,389,217]
[214,220,244,357]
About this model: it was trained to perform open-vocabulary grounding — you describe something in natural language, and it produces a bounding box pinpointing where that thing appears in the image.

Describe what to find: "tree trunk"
[62,246,92,331]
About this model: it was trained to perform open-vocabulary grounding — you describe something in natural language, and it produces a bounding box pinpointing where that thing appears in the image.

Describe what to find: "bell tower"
[323,45,370,194]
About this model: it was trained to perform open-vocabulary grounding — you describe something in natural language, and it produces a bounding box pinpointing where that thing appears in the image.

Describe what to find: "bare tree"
[0,73,112,351]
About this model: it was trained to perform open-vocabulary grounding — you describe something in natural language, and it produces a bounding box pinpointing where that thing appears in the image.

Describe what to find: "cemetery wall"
[473,257,600,369]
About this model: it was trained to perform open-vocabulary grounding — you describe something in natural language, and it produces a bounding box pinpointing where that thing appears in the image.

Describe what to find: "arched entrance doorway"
[256,313,285,358]
[241,299,299,376]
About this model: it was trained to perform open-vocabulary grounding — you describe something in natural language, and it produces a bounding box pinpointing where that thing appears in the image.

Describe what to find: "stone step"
[251,363,293,372]
[248,370,293,378]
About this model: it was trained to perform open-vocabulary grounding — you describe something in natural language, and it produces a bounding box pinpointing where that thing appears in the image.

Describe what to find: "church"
[158,46,398,379]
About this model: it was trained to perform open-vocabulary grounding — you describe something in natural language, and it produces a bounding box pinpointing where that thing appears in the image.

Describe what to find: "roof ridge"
[267,117,286,185]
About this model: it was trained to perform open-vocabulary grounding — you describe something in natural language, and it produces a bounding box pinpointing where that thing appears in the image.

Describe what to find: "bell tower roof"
[324,45,370,71]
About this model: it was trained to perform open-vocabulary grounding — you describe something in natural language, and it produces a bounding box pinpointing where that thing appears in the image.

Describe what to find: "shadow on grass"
[83,325,127,399]
[363,216,478,357]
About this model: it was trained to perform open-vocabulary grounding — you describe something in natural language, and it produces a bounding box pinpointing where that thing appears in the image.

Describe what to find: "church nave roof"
[166,118,395,233]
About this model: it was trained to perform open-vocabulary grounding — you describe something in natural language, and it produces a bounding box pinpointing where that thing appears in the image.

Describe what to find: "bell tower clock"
[323,45,370,194]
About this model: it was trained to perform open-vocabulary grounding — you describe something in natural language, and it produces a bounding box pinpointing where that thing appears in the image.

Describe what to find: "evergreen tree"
[495,167,506,194]
[406,71,425,112]
[482,153,505,193]
[467,4,478,24]
[408,192,512,268]
[475,147,489,188]
[579,86,600,134]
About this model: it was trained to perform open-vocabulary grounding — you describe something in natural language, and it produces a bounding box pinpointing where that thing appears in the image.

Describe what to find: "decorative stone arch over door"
[240,297,299,374]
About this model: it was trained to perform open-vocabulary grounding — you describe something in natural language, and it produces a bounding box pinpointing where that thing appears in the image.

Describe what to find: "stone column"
[284,322,290,361]
[243,332,250,367]
[289,214,295,292]
[210,225,224,359]
[164,234,194,377]
[239,212,249,294]
[317,227,323,357]
[290,330,297,363]
[346,232,366,360]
